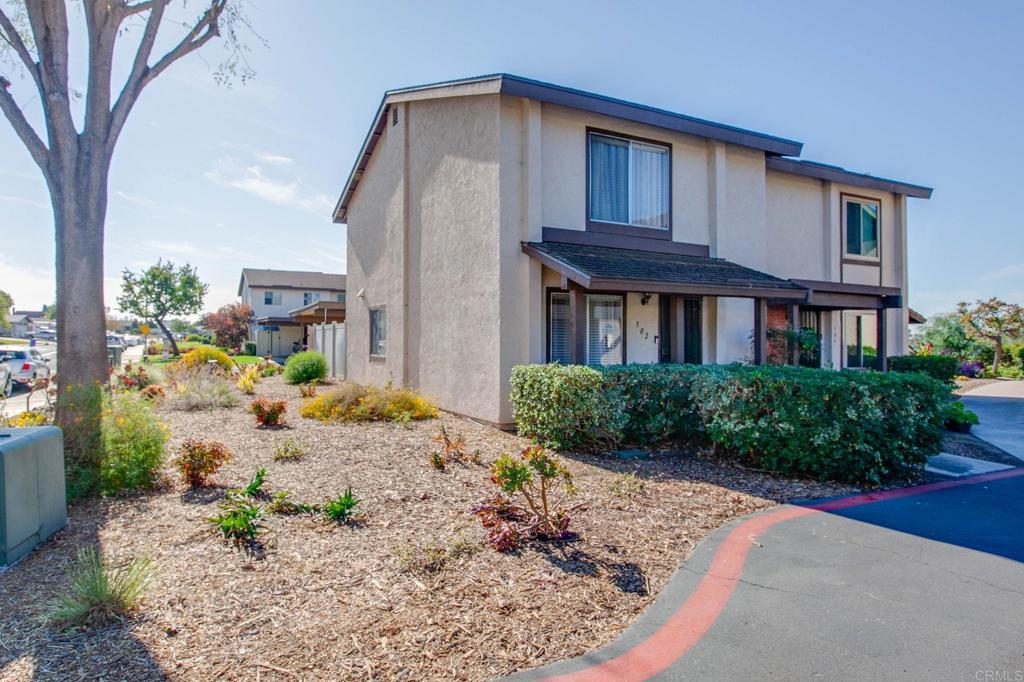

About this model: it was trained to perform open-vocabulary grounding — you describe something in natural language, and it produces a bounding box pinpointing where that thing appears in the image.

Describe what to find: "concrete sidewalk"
[507,470,1024,682]
[961,380,1024,462]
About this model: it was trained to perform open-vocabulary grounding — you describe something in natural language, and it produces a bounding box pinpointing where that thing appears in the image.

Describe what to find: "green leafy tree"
[118,261,208,356]
[43,300,56,321]
[168,319,191,335]
[915,312,977,359]
[0,0,252,492]
[957,298,1024,373]
[0,289,12,332]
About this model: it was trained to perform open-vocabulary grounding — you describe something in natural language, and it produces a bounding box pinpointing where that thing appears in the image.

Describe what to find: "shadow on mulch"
[0,492,170,681]
[179,484,227,505]
[537,544,649,595]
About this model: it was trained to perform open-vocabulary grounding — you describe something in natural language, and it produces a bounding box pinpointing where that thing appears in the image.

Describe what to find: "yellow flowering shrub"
[300,383,437,423]
[178,346,235,373]
[7,410,49,427]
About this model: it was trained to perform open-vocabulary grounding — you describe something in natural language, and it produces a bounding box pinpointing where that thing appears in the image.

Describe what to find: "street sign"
[139,323,150,335]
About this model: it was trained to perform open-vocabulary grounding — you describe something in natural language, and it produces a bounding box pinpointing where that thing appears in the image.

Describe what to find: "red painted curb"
[543,467,1024,682]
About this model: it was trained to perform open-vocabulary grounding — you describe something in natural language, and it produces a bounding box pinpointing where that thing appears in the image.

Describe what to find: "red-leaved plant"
[174,438,234,487]
[250,399,287,427]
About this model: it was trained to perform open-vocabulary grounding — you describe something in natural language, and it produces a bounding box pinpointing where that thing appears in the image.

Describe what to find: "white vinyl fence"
[308,322,346,378]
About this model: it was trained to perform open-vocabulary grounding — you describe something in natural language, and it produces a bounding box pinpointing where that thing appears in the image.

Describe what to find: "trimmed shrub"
[178,346,235,372]
[510,363,948,485]
[243,341,257,356]
[283,351,328,384]
[185,334,203,342]
[174,438,233,487]
[100,394,168,495]
[888,355,958,384]
[509,364,618,450]
[251,398,287,427]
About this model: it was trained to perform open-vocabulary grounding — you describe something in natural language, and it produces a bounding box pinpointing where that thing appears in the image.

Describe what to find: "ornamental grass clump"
[300,382,437,423]
[236,364,260,395]
[174,438,233,487]
[48,547,154,629]
[283,350,328,384]
[473,445,582,552]
[165,365,238,411]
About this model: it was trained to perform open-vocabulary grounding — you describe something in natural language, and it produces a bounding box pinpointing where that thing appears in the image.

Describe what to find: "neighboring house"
[9,310,48,338]
[334,74,932,427]
[237,269,346,357]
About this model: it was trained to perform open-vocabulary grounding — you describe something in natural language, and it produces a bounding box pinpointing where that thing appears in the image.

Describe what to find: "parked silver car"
[0,346,52,389]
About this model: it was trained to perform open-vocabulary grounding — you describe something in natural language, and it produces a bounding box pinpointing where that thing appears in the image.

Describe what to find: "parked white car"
[0,360,12,397]
[0,346,52,389]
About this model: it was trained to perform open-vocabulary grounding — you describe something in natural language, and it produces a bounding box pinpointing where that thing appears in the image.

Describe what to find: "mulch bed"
[0,376,860,681]
[940,431,1021,467]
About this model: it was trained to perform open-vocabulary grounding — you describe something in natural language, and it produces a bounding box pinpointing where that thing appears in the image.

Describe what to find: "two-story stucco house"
[333,74,932,427]
[237,269,346,357]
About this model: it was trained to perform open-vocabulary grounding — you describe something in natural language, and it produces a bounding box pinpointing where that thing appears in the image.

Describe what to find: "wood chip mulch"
[0,376,859,682]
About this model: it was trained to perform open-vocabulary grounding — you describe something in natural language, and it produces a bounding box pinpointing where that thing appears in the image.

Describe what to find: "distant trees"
[117,261,208,356]
[957,298,1024,374]
[0,290,12,331]
[203,303,252,349]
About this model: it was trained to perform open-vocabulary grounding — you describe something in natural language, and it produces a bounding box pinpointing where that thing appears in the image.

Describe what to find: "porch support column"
[876,309,888,371]
[787,303,801,366]
[753,298,768,365]
[568,285,586,365]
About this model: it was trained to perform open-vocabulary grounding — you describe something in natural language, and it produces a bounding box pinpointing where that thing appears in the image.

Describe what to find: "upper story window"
[336,293,346,303]
[588,131,670,230]
[263,291,281,305]
[844,196,879,259]
[303,292,321,306]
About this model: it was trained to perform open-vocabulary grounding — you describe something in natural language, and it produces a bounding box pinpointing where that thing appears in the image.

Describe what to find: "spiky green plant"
[324,487,361,524]
[48,547,154,629]
[208,498,266,544]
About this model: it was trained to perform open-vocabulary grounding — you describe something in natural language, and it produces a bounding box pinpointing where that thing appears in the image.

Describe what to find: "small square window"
[337,292,346,303]
[370,308,387,357]
[263,291,281,305]
[303,292,320,306]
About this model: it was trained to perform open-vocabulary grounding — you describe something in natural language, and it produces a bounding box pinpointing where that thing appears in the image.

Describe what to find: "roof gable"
[238,269,346,296]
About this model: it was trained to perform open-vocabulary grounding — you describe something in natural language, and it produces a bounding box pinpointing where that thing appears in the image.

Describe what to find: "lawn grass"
[0,337,28,345]
[140,342,261,368]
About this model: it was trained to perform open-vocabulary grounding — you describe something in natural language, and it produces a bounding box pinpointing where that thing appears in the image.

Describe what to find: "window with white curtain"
[586,294,624,366]
[549,292,571,363]
[589,132,670,229]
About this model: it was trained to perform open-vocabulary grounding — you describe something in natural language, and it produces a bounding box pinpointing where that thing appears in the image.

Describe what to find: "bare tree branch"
[0,6,44,98]
[107,0,225,150]
[0,76,50,175]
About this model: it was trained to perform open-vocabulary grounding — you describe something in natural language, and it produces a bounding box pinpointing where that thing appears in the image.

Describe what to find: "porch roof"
[522,241,806,300]
[286,300,347,324]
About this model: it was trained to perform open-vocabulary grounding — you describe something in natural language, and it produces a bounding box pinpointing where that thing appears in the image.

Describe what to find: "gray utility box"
[0,426,66,567]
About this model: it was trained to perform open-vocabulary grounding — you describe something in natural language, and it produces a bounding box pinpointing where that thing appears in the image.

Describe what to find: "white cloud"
[258,153,294,167]
[204,156,332,219]
[146,240,199,256]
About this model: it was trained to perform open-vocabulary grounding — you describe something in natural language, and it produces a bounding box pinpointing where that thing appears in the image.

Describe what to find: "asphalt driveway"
[509,469,1024,682]
[961,380,1024,462]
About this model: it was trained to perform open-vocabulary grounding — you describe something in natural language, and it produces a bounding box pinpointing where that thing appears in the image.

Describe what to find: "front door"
[683,297,702,364]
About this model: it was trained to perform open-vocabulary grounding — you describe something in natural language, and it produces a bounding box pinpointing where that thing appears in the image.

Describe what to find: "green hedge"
[888,355,959,383]
[510,363,948,485]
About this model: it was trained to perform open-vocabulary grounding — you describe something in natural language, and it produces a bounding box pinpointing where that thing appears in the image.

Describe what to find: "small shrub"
[251,398,287,427]
[236,364,260,395]
[273,438,305,462]
[100,394,167,495]
[475,445,580,551]
[300,383,437,423]
[889,355,959,384]
[608,472,646,498]
[943,401,979,430]
[324,487,361,524]
[510,364,619,450]
[178,346,235,372]
[174,438,233,487]
[429,450,445,470]
[139,384,165,401]
[185,334,203,342]
[7,409,49,427]
[298,380,319,398]
[259,362,284,378]
[47,547,154,629]
[957,360,984,379]
[267,490,319,515]
[243,341,257,356]
[114,362,154,391]
[283,350,328,385]
[429,425,478,468]
[165,365,239,411]
[208,498,266,545]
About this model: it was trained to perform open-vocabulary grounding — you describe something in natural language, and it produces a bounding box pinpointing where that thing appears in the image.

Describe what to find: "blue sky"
[1,0,1022,315]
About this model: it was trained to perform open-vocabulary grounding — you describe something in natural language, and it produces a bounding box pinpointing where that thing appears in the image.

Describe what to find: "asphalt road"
[512,470,1024,682]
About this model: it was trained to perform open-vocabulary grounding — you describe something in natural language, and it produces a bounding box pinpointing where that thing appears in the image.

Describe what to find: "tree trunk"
[993,337,1003,374]
[51,153,111,497]
[155,317,180,356]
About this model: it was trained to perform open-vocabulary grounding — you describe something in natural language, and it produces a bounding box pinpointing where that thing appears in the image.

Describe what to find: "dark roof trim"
[286,301,347,318]
[767,157,933,199]
[334,74,804,222]
[542,227,710,258]
[908,307,927,324]
[254,317,301,326]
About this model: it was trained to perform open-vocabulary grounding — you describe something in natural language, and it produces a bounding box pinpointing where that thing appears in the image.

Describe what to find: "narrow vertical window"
[586,294,623,366]
[549,291,571,363]
[370,308,387,357]
[844,198,879,258]
[844,311,877,368]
